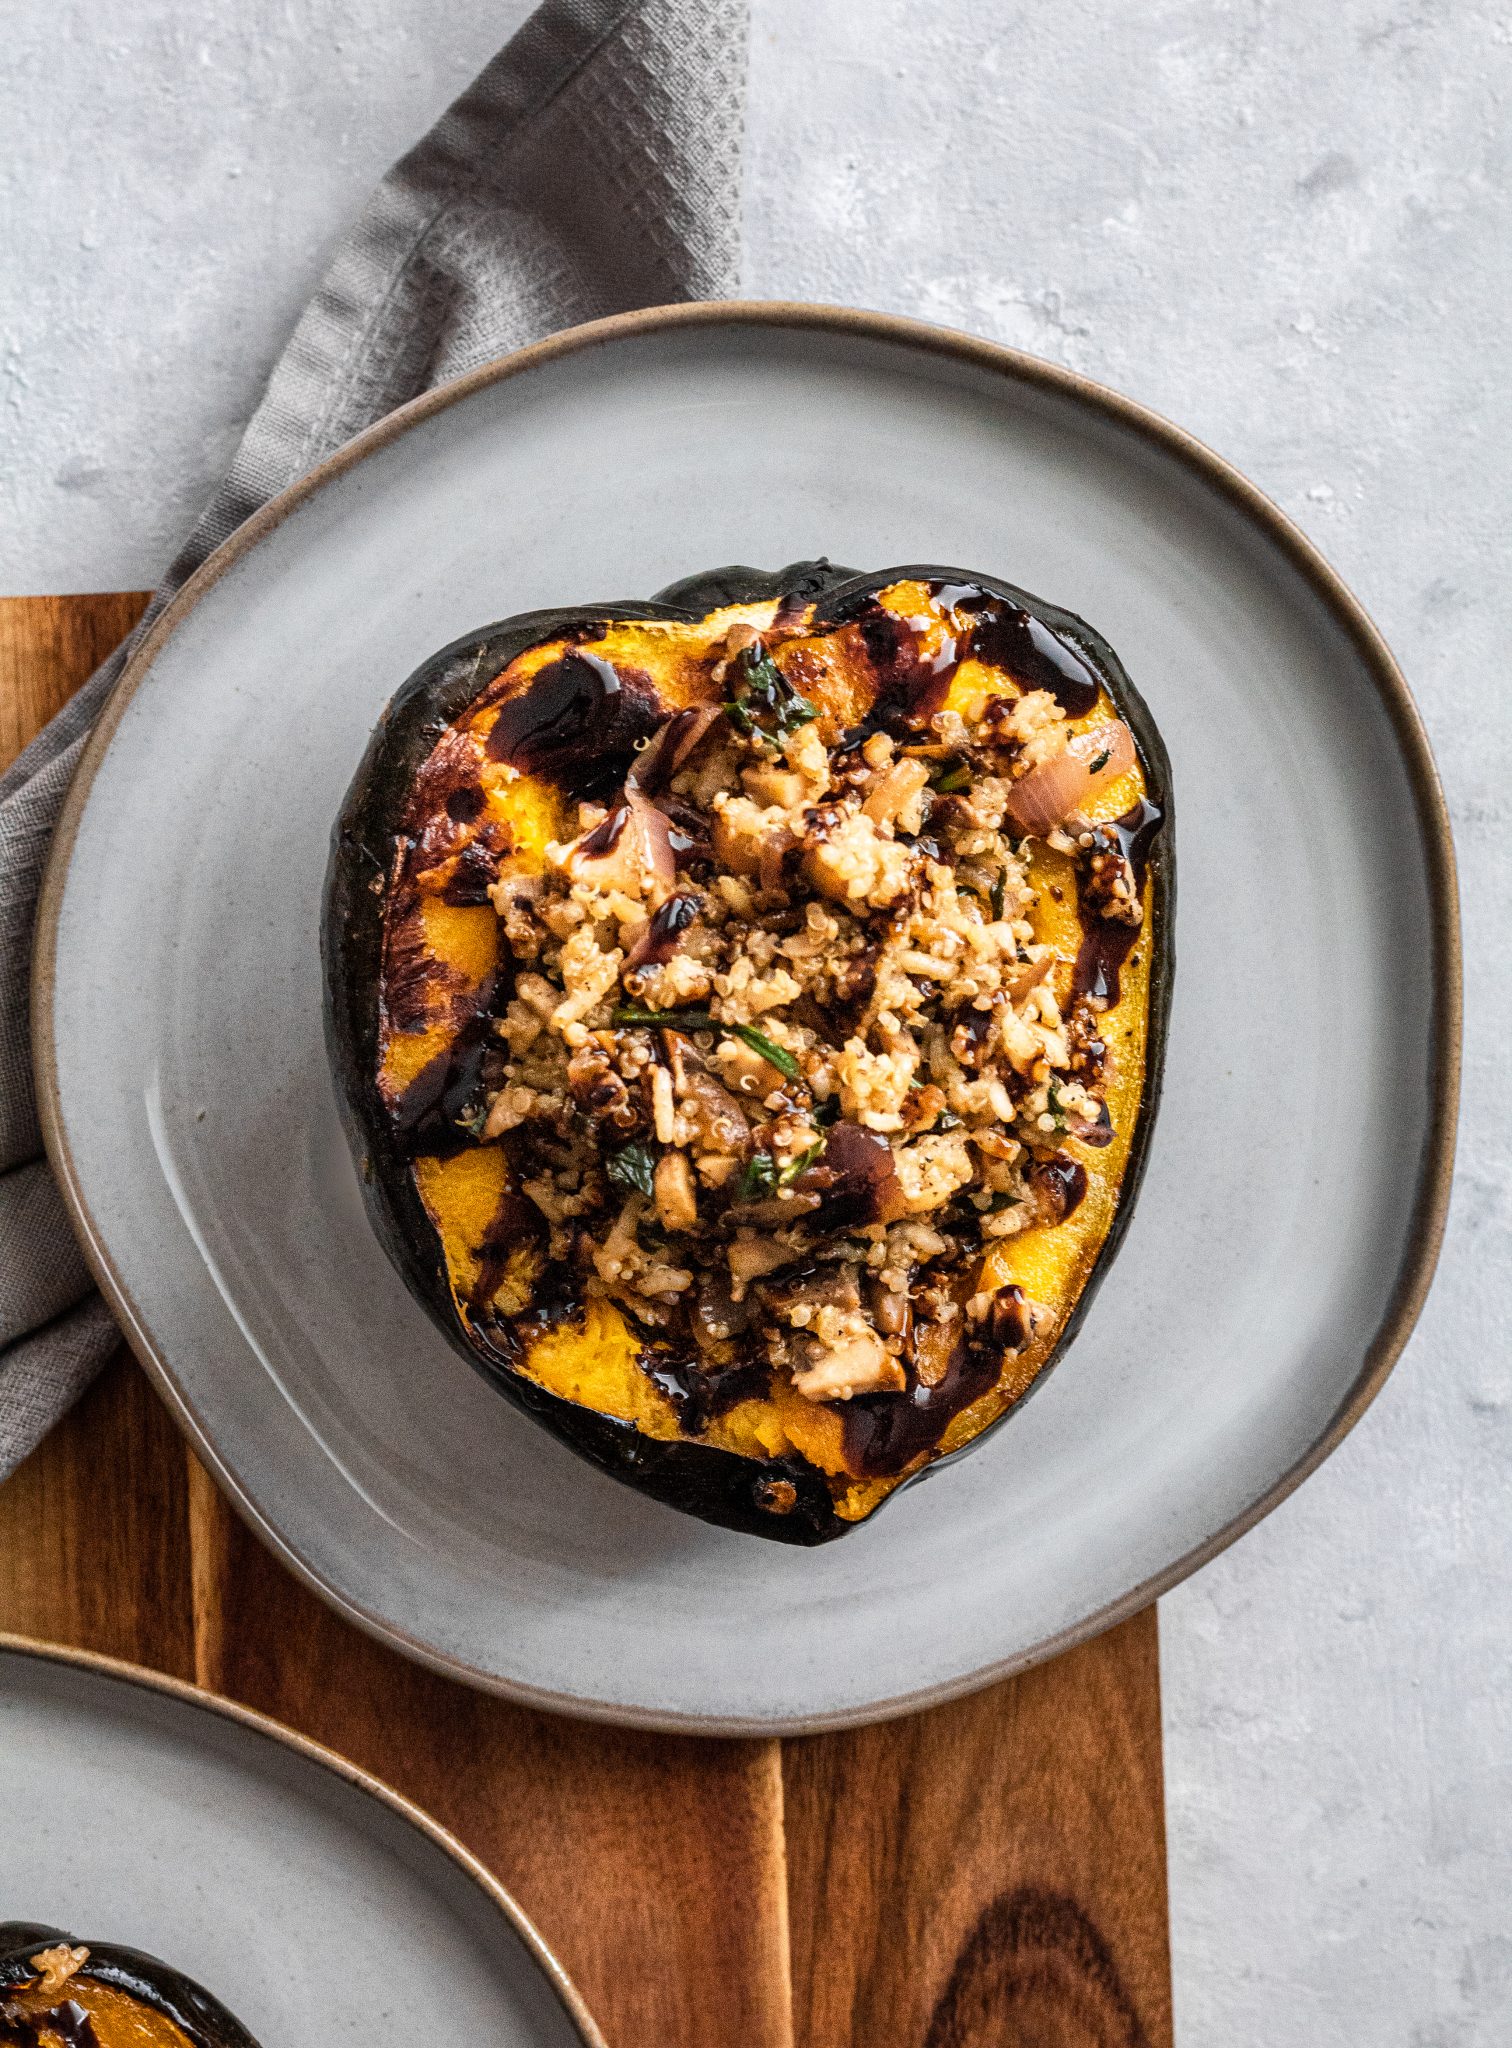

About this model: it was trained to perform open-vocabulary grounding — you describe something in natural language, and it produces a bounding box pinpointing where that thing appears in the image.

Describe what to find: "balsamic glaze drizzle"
[0,1999,103,2047]
[839,1336,1000,1478]
[1072,798,1163,1010]
[485,650,664,800]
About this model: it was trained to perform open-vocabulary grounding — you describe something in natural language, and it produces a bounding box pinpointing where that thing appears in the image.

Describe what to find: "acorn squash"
[0,1925,260,2048]
[323,562,1173,1543]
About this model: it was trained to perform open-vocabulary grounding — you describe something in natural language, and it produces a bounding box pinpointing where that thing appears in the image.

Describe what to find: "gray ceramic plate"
[35,305,1458,1734]
[0,1636,601,2044]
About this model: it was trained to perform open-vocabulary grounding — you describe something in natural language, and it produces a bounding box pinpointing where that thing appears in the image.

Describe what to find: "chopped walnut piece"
[861,755,930,834]
[742,761,808,810]
[29,1948,89,1999]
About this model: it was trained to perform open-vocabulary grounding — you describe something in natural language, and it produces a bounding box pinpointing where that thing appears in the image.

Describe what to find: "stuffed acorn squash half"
[0,1927,260,2047]
[324,561,1173,1543]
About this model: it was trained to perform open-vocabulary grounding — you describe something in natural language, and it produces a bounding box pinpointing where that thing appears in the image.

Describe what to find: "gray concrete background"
[4,2,1509,2040]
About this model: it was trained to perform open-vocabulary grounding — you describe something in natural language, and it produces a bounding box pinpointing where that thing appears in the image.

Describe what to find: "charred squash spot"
[380,895,497,1037]
[381,896,468,1033]
[417,897,498,991]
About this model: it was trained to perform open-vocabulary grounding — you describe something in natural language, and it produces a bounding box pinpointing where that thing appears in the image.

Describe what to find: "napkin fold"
[0,0,748,1479]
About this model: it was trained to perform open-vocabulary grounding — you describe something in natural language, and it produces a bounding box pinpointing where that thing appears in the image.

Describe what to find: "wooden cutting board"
[0,592,1173,2048]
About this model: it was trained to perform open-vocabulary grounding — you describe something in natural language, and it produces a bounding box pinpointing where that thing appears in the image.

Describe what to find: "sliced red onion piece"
[627,704,724,796]
[624,889,701,969]
[1003,720,1136,839]
[629,784,678,897]
[564,784,677,901]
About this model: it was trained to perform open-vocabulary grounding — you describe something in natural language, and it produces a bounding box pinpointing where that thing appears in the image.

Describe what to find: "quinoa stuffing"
[368,573,1163,1468]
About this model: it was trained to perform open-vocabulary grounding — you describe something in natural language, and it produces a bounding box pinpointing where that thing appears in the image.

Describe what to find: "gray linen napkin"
[0,0,748,1480]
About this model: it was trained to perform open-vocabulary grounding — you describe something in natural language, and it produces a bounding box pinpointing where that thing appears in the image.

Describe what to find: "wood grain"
[0,1352,195,1680]
[0,590,1173,2048]
[0,592,190,1679]
[186,1459,795,2048]
[0,590,149,773]
[784,1616,1172,2048]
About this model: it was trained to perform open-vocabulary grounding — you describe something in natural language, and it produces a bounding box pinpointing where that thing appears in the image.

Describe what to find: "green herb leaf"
[931,761,971,794]
[935,1108,961,1131]
[612,1009,803,1083]
[1045,1080,1068,1132]
[730,1023,802,1080]
[612,1008,718,1032]
[779,1139,826,1185]
[735,1150,779,1202]
[726,643,818,744]
[606,1143,657,1197]
[989,873,1006,921]
[461,1105,491,1139]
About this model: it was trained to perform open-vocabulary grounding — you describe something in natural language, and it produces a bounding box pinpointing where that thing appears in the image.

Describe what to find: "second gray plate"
[0,1638,600,2044]
[36,304,1457,1732]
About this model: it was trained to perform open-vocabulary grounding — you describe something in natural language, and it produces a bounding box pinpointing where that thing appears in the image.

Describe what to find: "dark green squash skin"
[0,1924,261,2046]
[323,562,1174,1545]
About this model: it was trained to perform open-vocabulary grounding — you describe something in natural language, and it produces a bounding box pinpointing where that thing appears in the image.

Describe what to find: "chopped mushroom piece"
[653,1150,699,1230]
[792,1327,906,1402]
[727,1233,794,1299]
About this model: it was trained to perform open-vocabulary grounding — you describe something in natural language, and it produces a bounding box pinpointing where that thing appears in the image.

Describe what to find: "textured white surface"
[2,0,1506,2037]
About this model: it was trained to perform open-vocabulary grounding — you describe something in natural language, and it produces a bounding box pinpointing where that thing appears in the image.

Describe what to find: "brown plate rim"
[0,1630,607,2045]
[32,298,1462,1735]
